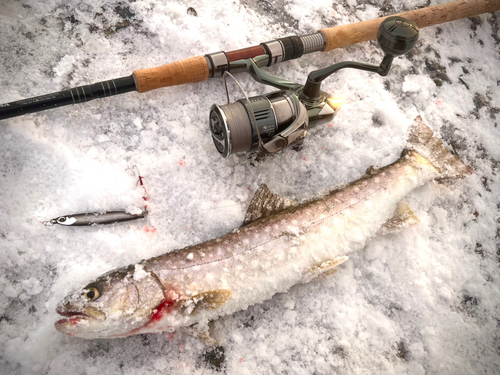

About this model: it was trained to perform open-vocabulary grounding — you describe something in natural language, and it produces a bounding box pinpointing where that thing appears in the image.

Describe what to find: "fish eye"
[57,217,66,223]
[83,287,100,301]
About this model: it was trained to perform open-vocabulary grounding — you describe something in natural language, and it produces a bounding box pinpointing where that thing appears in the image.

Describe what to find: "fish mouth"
[55,310,91,327]
[57,309,90,318]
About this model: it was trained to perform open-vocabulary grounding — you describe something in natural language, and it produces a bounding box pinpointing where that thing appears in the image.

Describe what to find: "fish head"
[46,216,77,226]
[55,264,164,339]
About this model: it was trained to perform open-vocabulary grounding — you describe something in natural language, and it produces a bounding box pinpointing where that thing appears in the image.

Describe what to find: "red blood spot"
[168,333,175,341]
[178,160,185,166]
[247,187,250,190]
[125,297,179,335]
[303,157,307,161]
[328,123,333,128]
[435,99,442,105]
[144,226,150,232]
[150,228,157,233]
[179,342,184,351]
[150,299,176,324]
[66,333,74,336]
[238,358,244,363]
[185,226,189,230]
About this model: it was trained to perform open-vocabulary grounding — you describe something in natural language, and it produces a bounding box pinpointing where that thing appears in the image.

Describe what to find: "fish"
[55,116,472,339]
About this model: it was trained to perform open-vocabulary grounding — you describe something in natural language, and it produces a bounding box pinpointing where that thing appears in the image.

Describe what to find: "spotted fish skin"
[55,116,472,339]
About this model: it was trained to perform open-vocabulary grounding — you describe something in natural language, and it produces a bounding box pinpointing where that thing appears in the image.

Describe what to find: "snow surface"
[0,0,499,374]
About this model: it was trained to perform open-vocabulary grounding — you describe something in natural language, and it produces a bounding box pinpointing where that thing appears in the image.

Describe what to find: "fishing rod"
[0,0,498,121]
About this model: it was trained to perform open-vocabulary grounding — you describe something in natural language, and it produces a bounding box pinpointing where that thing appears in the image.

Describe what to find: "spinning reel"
[209,16,419,158]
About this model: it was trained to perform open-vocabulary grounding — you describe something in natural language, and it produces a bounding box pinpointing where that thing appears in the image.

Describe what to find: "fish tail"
[403,116,473,179]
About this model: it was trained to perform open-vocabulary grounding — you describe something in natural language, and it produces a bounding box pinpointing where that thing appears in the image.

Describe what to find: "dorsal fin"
[243,184,297,225]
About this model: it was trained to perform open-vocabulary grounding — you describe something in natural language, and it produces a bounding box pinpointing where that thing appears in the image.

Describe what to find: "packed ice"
[1,0,500,374]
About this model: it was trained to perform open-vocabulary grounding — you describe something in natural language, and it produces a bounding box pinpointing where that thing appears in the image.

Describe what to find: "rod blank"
[0,76,136,120]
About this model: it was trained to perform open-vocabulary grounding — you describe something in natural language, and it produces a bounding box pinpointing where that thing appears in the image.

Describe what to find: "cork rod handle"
[320,0,500,51]
[133,55,210,93]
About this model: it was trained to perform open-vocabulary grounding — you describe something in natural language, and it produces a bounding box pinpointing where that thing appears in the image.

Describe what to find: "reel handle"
[302,16,418,101]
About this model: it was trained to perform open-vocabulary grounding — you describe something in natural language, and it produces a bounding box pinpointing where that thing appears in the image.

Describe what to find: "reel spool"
[210,92,307,157]
[210,16,419,158]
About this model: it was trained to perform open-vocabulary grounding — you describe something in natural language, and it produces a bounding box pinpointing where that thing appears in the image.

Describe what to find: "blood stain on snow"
[178,160,186,166]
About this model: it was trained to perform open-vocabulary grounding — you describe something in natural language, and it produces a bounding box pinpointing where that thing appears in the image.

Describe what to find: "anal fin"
[378,200,420,235]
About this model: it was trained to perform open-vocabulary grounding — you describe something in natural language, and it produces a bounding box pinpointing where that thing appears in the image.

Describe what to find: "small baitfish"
[55,116,472,339]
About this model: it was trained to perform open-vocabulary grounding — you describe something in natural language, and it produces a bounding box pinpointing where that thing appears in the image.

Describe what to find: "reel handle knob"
[377,16,419,57]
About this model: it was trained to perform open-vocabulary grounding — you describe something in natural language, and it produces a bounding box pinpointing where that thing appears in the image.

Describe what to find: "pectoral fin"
[378,200,420,235]
[243,184,297,225]
[180,289,232,316]
[303,256,348,283]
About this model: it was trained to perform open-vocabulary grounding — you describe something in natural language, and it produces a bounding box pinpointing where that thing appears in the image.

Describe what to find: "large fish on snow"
[55,116,472,339]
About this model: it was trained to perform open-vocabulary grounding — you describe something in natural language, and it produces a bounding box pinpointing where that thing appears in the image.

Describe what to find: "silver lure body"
[47,211,146,226]
[55,117,472,339]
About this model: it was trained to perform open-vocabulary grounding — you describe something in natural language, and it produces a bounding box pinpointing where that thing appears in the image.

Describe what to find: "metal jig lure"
[42,166,148,227]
